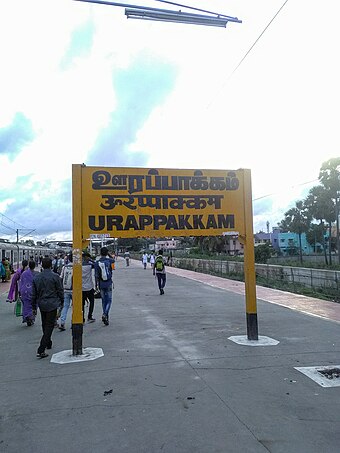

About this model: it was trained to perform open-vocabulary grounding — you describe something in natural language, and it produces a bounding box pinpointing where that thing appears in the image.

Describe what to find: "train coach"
[0,241,55,269]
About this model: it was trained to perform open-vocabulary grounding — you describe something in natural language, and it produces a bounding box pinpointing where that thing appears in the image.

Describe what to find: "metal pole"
[72,164,84,355]
[243,169,258,340]
[16,229,19,269]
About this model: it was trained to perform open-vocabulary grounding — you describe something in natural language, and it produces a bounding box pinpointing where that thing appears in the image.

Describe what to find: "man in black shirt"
[32,257,64,359]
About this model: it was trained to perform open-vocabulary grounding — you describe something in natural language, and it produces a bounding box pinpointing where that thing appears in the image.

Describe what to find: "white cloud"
[0,0,339,239]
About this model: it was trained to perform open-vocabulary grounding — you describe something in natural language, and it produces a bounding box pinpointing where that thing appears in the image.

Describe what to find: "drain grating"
[317,368,340,380]
[295,365,340,387]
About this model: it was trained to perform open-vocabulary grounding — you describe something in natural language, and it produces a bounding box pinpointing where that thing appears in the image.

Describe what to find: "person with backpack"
[95,247,115,326]
[58,253,73,331]
[153,249,166,295]
[32,258,64,359]
[52,254,64,275]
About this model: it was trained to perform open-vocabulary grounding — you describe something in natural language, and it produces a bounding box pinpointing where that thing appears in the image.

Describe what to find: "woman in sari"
[19,261,37,326]
[7,260,28,303]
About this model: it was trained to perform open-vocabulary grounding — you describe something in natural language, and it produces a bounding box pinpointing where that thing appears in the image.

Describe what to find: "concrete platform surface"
[0,259,339,453]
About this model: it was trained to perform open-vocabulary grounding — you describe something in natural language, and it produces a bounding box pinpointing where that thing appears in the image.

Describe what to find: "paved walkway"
[0,259,339,453]
[166,265,340,323]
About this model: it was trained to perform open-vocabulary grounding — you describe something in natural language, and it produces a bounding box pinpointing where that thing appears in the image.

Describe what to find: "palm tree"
[280,200,311,264]
[319,158,340,263]
[304,185,335,265]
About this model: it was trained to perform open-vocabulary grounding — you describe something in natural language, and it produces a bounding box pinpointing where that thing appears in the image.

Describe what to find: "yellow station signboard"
[79,166,247,239]
[71,164,258,342]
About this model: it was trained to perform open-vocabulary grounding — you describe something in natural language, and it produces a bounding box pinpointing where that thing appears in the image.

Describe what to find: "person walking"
[7,260,28,303]
[150,252,155,268]
[2,258,11,282]
[82,252,96,323]
[32,257,64,359]
[0,260,6,282]
[95,247,115,326]
[142,252,148,270]
[19,261,37,326]
[153,249,167,295]
[124,250,130,266]
[58,254,73,331]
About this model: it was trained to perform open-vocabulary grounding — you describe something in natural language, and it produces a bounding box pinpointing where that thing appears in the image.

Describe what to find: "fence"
[171,257,340,300]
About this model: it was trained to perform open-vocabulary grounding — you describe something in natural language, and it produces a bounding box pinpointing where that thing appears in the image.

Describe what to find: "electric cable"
[207,0,290,109]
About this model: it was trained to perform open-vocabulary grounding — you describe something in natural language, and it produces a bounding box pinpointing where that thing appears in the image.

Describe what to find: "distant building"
[223,236,243,256]
[155,238,179,251]
[254,227,323,256]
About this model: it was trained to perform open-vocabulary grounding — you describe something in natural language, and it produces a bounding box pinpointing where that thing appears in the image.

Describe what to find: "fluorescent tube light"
[125,8,241,28]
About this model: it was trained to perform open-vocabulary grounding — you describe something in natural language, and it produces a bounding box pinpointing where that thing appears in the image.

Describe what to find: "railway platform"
[0,259,339,453]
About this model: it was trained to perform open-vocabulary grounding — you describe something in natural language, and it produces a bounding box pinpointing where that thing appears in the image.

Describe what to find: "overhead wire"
[207,0,290,109]
[154,0,238,19]
[253,179,318,202]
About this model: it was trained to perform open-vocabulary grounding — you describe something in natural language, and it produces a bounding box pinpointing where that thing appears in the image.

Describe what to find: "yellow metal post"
[242,169,258,340]
[72,164,84,354]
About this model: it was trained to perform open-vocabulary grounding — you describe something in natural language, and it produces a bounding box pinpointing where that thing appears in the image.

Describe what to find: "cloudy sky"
[0,0,339,242]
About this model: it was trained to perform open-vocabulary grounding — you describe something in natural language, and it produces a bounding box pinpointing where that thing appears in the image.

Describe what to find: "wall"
[171,257,340,291]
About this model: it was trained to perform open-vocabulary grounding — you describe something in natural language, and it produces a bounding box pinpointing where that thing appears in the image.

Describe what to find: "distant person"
[82,252,96,323]
[142,252,148,270]
[20,261,37,326]
[58,254,73,331]
[52,254,63,275]
[0,260,6,282]
[153,249,166,295]
[124,250,130,267]
[7,260,28,303]
[2,257,11,281]
[150,252,155,268]
[95,247,115,326]
[32,257,64,359]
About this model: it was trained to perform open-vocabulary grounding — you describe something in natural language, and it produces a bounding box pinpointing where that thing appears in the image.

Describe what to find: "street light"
[74,1,242,28]
[125,8,241,27]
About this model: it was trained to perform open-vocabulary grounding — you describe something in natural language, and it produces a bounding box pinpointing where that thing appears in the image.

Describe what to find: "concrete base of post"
[246,313,258,340]
[72,323,83,355]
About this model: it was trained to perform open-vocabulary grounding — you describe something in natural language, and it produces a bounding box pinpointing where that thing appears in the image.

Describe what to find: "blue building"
[254,228,323,256]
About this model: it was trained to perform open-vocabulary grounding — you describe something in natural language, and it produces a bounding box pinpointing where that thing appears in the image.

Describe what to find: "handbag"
[15,297,22,317]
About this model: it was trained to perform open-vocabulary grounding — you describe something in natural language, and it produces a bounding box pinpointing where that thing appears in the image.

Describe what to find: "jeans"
[156,273,166,290]
[60,292,72,324]
[100,286,112,317]
[38,309,57,354]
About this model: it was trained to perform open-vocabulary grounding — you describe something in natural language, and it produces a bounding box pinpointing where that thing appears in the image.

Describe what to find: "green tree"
[23,239,35,246]
[117,237,143,251]
[304,185,335,265]
[254,243,273,264]
[305,223,324,253]
[319,157,340,263]
[280,200,311,264]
